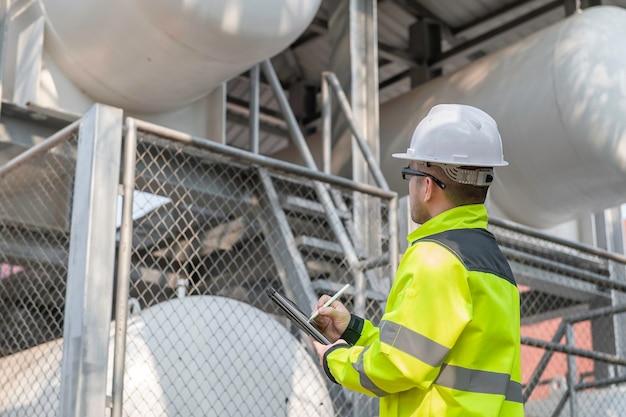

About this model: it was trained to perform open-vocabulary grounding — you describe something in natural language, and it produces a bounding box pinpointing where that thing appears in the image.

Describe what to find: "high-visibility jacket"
[323,204,524,417]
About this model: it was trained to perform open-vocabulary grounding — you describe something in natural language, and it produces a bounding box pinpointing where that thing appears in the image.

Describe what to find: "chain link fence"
[1,116,626,416]
[113,120,396,417]
[488,218,626,417]
[0,125,79,416]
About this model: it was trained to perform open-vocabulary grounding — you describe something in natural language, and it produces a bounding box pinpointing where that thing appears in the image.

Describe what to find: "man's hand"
[310,294,351,342]
[312,338,348,367]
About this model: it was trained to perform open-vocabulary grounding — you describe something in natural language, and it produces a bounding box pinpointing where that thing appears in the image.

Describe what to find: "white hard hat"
[392,104,509,167]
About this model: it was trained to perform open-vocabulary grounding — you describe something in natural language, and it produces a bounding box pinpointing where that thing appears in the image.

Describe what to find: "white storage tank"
[36,0,321,113]
[0,296,334,416]
[379,6,626,229]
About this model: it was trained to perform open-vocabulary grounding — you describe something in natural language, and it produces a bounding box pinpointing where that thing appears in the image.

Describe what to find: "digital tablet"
[267,287,330,345]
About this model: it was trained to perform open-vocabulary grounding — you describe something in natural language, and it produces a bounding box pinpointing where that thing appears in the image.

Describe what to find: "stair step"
[280,195,351,219]
[295,235,370,261]
[295,236,344,259]
[305,259,343,277]
[286,216,334,240]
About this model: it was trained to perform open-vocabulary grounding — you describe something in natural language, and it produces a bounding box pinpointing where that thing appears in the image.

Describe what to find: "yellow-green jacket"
[323,204,524,416]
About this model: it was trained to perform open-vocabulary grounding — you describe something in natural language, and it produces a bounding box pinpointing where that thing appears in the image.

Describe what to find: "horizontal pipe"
[564,302,626,324]
[0,119,80,177]
[575,374,626,390]
[490,217,626,265]
[130,118,396,200]
[522,336,626,366]
[500,246,626,291]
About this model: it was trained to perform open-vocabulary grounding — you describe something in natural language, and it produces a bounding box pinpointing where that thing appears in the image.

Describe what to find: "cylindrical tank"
[379,6,626,229]
[0,296,333,416]
[37,0,321,113]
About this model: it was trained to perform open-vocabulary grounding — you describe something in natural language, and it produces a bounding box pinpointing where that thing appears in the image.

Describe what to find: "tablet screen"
[267,287,330,345]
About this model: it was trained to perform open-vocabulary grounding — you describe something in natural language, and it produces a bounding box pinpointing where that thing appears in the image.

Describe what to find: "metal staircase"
[110,118,397,341]
[257,166,392,319]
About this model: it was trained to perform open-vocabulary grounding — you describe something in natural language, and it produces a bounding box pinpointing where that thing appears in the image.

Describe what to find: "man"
[311,104,524,416]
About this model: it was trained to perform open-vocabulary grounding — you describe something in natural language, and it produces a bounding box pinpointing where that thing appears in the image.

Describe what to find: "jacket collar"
[407,204,489,244]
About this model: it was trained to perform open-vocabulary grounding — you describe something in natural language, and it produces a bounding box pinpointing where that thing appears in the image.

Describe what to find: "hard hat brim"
[391,152,509,167]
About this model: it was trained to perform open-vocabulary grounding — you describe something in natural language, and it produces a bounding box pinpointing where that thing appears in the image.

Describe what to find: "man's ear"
[422,177,434,201]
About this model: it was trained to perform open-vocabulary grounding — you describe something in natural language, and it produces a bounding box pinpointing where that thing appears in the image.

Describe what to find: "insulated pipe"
[379,6,626,229]
[37,0,321,113]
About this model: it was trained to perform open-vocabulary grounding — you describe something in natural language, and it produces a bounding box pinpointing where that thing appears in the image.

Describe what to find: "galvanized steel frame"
[58,104,123,417]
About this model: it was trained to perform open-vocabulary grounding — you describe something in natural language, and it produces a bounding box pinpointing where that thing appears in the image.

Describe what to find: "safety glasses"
[401,166,446,189]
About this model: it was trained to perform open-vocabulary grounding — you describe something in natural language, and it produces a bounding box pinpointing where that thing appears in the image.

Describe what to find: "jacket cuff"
[323,343,351,384]
[340,314,364,346]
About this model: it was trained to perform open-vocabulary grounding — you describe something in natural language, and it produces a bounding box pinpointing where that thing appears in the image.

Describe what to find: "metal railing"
[0,120,80,416]
[488,217,626,417]
[109,117,396,416]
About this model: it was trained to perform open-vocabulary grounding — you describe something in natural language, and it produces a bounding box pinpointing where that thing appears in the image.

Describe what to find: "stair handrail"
[260,60,363,297]
[260,60,398,316]
[321,71,390,191]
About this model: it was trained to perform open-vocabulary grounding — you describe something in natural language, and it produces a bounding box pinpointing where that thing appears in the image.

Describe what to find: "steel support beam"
[58,104,123,417]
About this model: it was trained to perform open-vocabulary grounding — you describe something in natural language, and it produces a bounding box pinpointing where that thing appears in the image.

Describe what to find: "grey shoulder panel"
[413,229,516,286]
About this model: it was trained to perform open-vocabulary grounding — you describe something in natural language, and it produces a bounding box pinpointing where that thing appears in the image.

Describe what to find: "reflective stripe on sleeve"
[435,363,523,403]
[380,320,450,367]
[505,380,523,403]
[352,346,390,397]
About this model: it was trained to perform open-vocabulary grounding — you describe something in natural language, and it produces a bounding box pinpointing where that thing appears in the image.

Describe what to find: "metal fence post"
[110,118,138,417]
[58,104,123,417]
[566,323,578,417]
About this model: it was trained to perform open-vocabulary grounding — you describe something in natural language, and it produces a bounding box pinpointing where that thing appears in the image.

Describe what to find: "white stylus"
[308,283,351,321]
